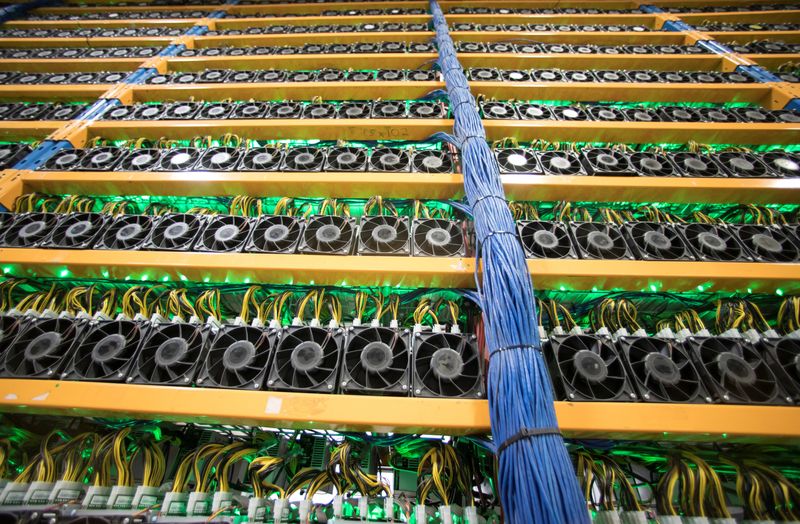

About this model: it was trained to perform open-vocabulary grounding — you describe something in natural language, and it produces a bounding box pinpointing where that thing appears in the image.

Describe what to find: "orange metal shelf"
[1,249,797,293]
[0,121,65,141]
[166,53,440,72]
[0,58,142,73]
[0,84,110,102]
[0,379,797,442]
[709,30,800,44]
[193,31,434,48]
[2,18,201,29]
[450,30,688,45]
[677,10,800,24]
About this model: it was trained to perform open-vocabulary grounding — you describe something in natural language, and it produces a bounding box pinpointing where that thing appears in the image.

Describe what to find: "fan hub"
[639,157,663,172]
[425,227,452,247]
[131,153,154,167]
[778,112,800,123]
[65,220,93,238]
[55,153,79,167]
[664,73,683,82]
[706,110,728,122]
[728,156,754,172]
[488,105,510,117]
[164,221,190,240]
[25,331,62,360]
[210,152,232,166]
[262,72,281,81]
[140,107,160,118]
[631,111,653,122]
[92,333,127,362]
[344,106,365,117]
[116,222,143,241]
[240,105,260,116]
[360,341,393,373]
[173,105,193,116]
[643,352,681,385]
[316,224,342,243]
[155,337,188,366]
[634,73,651,81]
[508,71,525,80]
[586,230,615,251]
[421,155,444,170]
[697,231,727,252]
[169,152,193,167]
[18,220,46,239]
[596,110,616,120]
[774,156,800,172]
[372,224,398,243]
[309,106,330,117]
[572,73,589,81]
[222,340,256,370]
[276,105,296,116]
[716,352,756,386]
[643,230,672,250]
[506,152,530,167]
[744,110,767,122]
[90,152,114,165]
[540,72,558,80]
[683,157,709,173]
[430,347,464,380]
[523,106,545,118]
[548,155,572,171]
[291,341,324,371]
[414,104,435,116]
[206,106,227,117]
[561,108,580,119]
[294,152,316,166]
[252,152,275,165]
[377,152,401,166]
[532,229,559,249]
[596,152,619,166]
[751,233,783,254]
[696,74,715,83]
[214,223,239,242]
[335,152,357,165]
[574,349,608,383]
[264,223,290,242]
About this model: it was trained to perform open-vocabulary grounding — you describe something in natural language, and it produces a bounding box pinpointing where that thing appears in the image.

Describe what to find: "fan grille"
[412,332,482,398]
[572,222,633,260]
[625,222,693,261]
[66,320,143,381]
[358,216,411,255]
[619,337,706,403]
[2,318,79,378]
[199,326,272,389]
[412,219,465,257]
[131,323,206,385]
[268,326,341,392]
[246,215,303,254]
[197,215,251,252]
[547,335,633,401]
[342,327,409,394]
[299,215,355,255]
[518,221,576,259]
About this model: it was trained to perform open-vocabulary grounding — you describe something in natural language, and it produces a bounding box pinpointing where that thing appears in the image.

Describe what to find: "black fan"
[325,147,367,171]
[0,315,20,350]
[409,102,445,119]
[2,213,59,247]
[99,215,156,250]
[145,213,204,251]
[12,104,51,121]
[129,323,207,385]
[357,215,410,255]
[285,71,316,82]
[762,151,800,177]
[582,148,634,175]
[468,68,500,81]
[408,70,437,81]
[412,218,465,257]
[689,71,723,84]
[532,70,566,82]
[44,212,107,249]
[736,224,799,262]
[629,152,677,176]
[197,69,229,83]
[627,71,659,83]
[619,336,706,402]
[669,152,725,177]
[302,103,337,119]
[246,215,303,254]
[564,70,594,82]
[1,318,81,378]
[337,102,371,119]
[282,147,325,171]
[714,152,770,177]
[238,147,283,171]
[481,101,517,119]
[197,103,233,119]
[164,102,201,120]
[62,320,144,381]
[412,150,453,173]
[369,148,411,172]
[228,71,257,83]
[760,337,800,401]
[571,222,634,260]
[0,143,28,170]
[372,100,407,118]
[132,104,166,120]
[501,69,531,81]
[496,148,540,174]
[267,102,303,118]
[545,334,635,401]
[553,106,590,121]
[195,215,251,252]
[79,147,123,171]
[347,71,374,81]
[685,337,785,404]
[658,71,692,83]
[660,106,702,122]
[376,69,406,81]
[517,103,554,120]
[593,70,627,82]
[318,69,345,82]
[517,220,576,259]
[731,107,776,123]
[624,108,662,122]
[341,327,410,394]
[412,332,482,398]
[41,149,85,171]
[678,223,748,261]
[47,104,86,121]
[624,222,694,261]
[157,148,201,171]
[118,149,161,171]
[538,151,586,175]
[197,147,242,171]
[267,326,341,392]
[145,73,171,85]
[298,215,356,255]
[588,106,626,122]
[697,107,738,123]
[172,72,198,84]
[198,325,272,389]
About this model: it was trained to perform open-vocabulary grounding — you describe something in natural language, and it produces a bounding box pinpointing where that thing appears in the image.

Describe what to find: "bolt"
[118,372,124,377]
[705,396,713,403]
[126,377,133,383]
[415,388,421,395]
[341,381,348,387]
[402,384,408,390]
[723,394,730,401]
[184,377,190,383]
[268,380,274,385]
[196,378,204,384]
[253,383,259,389]
[569,393,575,399]
[643,393,650,399]
[327,384,333,390]
[629,392,636,399]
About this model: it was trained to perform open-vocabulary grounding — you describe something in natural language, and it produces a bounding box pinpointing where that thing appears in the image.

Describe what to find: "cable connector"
[247,497,268,522]
[233,316,247,326]
[433,323,445,333]
[328,318,338,329]
[450,323,460,334]
[742,328,762,344]
[389,319,399,329]
[464,506,480,524]
[251,317,264,328]
[269,319,282,329]
[358,496,368,519]
[371,318,380,327]
[291,316,303,326]
[620,510,648,524]
[438,505,454,524]
[719,328,742,339]
[298,499,311,523]
[414,504,428,524]
[352,318,362,327]
[333,495,344,517]
[655,327,675,339]
[594,510,621,524]
[762,328,780,340]
[310,318,321,327]
[273,497,288,524]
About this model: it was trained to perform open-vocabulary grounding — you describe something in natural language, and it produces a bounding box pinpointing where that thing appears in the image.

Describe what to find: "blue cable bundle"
[428,2,589,522]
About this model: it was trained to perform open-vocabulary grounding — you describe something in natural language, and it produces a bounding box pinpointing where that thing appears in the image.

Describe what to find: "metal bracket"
[736,65,782,83]
[662,20,693,32]
[695,40,734,55]
[12,140,73,171]
[638,5,663,13]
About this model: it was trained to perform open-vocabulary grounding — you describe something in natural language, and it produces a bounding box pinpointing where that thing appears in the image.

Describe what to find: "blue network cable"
[428,2,589,523]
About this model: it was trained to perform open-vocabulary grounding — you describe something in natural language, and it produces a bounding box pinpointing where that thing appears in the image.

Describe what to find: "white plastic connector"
[720,328,741,339]
[569,325,584,335]
[683,517,711,524]
[414,504,427,524]
[211,491,233,513]
[613,327,630,339]
[384,496,395,522]
[269,319,281,329]
[333,495,344,517]
[432,323,444,333]
[631,328,647,337]
[655,517,682,524]
[538,325,548,340]
[708,519,737,524]
[298,499,312,523]
[389,319,399,329]
[450,324,461,334]
[291,316,302,326]
[740,520,777,524]
[438,505,454,524]
[695,328,712,338]
[551,326,565,336]
[75,311,92,321]
[106,485,135,510]
[42,309,60,319]
[273,498,288,524]
[251,317,264,328]
[81,486,111,509]
[619,511,648,524]
[4,308,21,317]
[49,480,84,504]
[413,323,423,333]
[131,485,161,510]
[464,506,480,524]
[161,491,189,516]
[328,319,338,329]
[0,482,29,505]
[595,326,611,337]
[309,318,321,327]
[233,316,247,326]
[762,329,780,340]
[675,328,693,342]
[352,318,362,327]
[93,311,112,322]
[742,328,761,344]
[594,510,621,524]
[247,497,268,522]
[150,312,168,324]
[188,314,202,325]
[656,327,675,339]
[788,329,800,339]
[186,490,211,516]
[370,318,380,327]
[358,496,368,520]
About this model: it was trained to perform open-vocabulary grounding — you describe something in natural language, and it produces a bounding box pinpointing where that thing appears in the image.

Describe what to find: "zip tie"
[488,343,531,358]
[497,427,563,455]
[471,194,508,212]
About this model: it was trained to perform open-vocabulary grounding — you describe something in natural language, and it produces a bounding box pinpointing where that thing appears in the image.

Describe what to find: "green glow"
[162,275,170,282]
[777,288,785,296]
[59,269,70,278]
[140,274,149,281]
[2,266,11,274]
[649,284,658,292]
[101,270,110,278]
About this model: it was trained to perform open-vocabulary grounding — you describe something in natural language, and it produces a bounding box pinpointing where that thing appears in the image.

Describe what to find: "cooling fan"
[412,218,465,257]
[171,72,198,84]
[660,106,702,122]
[44,212,108,249]
[412,332,482,398]
[41,149,85,171]
[770,110,800,123]
[347,71,374,81]
[132,103,166,120]
[195,214,251,252]
[517,103,554,120]
[588,106,626,122]
[285,71,316,82]
[501,69,531,81]
[480,101,517,119]
[678,223,748,262]
[157,147,201,171]
[564,70,594,82]
[129,323,208,385]
[685,337,787,404]
[0,143,29,170]
[553,106,590,121]
[61,320,144,382]
[468,68,501,81]
[197,147,242,171]
[618,336,708,403]
[338,101,371,119]
[357,215,411,255]
[690,71,724,83]
[731,107,776,123]
[231,102,269,119]
[376,69,405,81]
[593,70,627,82]
[624,222,694,261]
[0,314,20,350]
[412,150,453,173]
[282,147,325,171]
[47,104,86,121]
[79,147,123,171]
[517,221,576,259]
[658,71,692,83]
[197,69,229,83]
[228,71,257,83]
[496,148,540,174]
[581,148,634,175]
[118,148,162,171]
[1,318,82,378]
[372,100,407,118]
[571,222,635,260]
[759,337,800,401]
[325,147,368,171]
[537,151,586,176]
[714,152,770,177]
[98,214,157,250]
[369,148,411,172]
[697,107,738,123]
[198,103,233,119]
[267,326,342,392]
[12,104,52,121]
[298,215,356,255]
[164,101,201,120]
[341,326,410,394]
[669,152,725,177]
[144,213,205,251]
[2,213,60,247]
[629,152,678,176]
[197,325,273,389]
[303,103,337,119]
[545,334,636,401]
[762,151,800,177]
[627,71,659,83]
[735,224,800,262]
[246,215,303,254]
[238,147,283,171]
[408,102,445,119]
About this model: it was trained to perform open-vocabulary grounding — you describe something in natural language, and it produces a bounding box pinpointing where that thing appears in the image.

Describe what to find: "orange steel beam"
[744,54,800,70]
[216,14,431,29]
[0,84,110,102]
[450,30,687,45]
[677,10,800,24]
[709,31,800,44]
[0,36,175,48]
[0,58,143,73]
[0,121,65,142]
[2,18,201,29]
[0,380,798,442]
